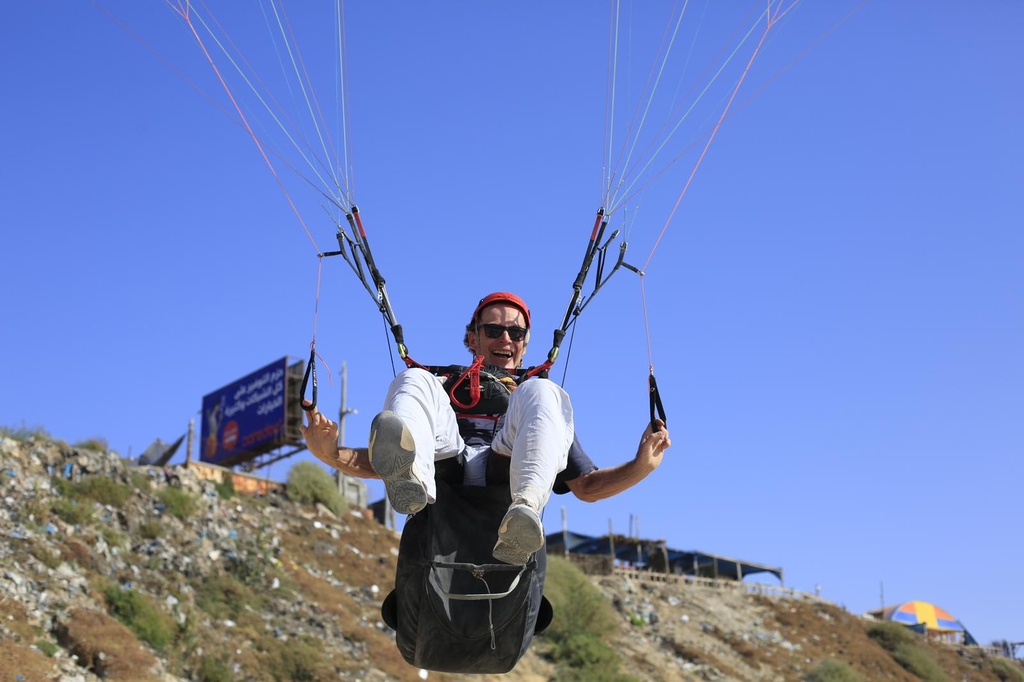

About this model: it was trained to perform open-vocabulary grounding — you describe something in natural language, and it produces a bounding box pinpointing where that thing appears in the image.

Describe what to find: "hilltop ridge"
[1,434,1021,682]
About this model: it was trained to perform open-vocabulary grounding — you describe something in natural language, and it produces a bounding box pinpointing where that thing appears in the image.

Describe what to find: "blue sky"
[3,2,1022,648]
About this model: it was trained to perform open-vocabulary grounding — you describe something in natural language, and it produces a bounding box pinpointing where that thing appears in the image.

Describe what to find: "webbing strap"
[649,372,667,432]
[447,356,485,410]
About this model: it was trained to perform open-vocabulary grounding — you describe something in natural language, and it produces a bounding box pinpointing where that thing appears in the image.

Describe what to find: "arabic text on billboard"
[201,357,288,465]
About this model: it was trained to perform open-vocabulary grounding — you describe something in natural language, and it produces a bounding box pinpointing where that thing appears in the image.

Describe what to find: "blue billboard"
[201,357,289,465]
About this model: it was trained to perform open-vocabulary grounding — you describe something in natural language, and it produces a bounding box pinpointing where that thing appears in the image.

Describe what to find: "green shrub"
[550,631,620,669]
[891,643,946,682]
[196,656,233,682]
[544,556,618,641]
[103,583,176,651]
[195,575,263,620]
[806,659,865,682]
[992,657,1024,682]
[35,639,59,657]
[0,422,51,441]
[74,477,131,508]
[74,437,108,452]
[159,487,197,519]
[129,471,152,491]
[214,476,236,499]
[233,549,271,588]
[261,637,334,682]
[100,527,128,548]
[51,498,93,526]
[17,499,49,528]
[555,666,638,682]
[49,476,71,497]
[867,621,916,651]
[542,557,634,680]
[286,462,346,517]
[139,520,164,539]
[29,542,62,569]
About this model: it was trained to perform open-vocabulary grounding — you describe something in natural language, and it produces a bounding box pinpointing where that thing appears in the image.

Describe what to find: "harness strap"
[401,354,429,371]
[649,372,667,432]
[300,348,317,411]
[448,356,485,410]
[521,360,554,381]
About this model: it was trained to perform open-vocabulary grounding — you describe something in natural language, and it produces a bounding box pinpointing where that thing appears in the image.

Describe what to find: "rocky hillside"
[2,435,1022,682]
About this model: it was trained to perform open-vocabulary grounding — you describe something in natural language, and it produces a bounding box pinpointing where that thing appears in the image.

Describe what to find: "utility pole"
[185,418,194,469]
[337,361,358,493]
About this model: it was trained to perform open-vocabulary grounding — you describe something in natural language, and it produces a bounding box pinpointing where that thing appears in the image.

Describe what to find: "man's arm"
[300,402,379,480]
[566,420,669,502]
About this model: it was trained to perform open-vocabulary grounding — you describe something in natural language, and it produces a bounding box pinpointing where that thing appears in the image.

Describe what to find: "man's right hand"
[300,400,340,463]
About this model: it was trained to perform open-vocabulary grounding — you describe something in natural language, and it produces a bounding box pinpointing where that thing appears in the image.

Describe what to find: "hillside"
[2,434,1021,682]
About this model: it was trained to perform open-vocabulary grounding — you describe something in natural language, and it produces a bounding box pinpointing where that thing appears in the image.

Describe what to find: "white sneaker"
[369,411,427,514]
[492,501,544,565]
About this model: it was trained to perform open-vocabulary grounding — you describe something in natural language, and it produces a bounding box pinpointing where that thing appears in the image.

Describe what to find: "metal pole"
[337,361,358,494]
[339,362,349,447]
[185,418,194,469]
[608,519,615,569]
[561,506,568,558]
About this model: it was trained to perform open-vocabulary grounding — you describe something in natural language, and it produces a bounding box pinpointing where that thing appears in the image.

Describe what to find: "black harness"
[430,360,521,485]
[380,358,552,673]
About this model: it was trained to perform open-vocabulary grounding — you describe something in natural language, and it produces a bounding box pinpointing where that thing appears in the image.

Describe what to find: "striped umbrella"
[888,601,964,632]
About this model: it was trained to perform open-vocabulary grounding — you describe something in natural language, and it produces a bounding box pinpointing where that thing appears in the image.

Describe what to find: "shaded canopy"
[546,530,784,583]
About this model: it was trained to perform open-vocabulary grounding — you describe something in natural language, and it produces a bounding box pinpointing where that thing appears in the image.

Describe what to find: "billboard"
[200,357,293,466]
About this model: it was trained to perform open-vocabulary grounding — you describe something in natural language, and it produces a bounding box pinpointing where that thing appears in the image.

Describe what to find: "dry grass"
[761,599,1009,682]
[55,608,162,681]
[0,639,60,682]
[0,598,60,682]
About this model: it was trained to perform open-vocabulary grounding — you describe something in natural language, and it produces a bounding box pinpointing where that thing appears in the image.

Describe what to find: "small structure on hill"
[867,600,975,645]
[137,434,186,466]
[546,530,784,585]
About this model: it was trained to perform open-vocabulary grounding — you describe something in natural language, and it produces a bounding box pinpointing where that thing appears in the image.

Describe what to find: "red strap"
[522,360,554,381]
[401,354,429,371]
[448,355,485,410]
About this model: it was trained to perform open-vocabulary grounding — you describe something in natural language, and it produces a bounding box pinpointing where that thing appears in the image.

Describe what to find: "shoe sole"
[492,506,544,565]
[369,411,427,515]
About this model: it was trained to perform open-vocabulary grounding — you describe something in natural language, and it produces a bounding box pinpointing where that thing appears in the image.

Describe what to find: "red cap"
[471,292,531,329]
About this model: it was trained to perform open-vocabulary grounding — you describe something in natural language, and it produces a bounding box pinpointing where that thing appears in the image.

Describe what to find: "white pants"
[381,368,574,511]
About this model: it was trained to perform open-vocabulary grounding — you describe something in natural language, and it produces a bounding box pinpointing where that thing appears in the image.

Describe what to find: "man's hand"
[300,400,340,465]
[635,420,670,473]
[566,419,671,502]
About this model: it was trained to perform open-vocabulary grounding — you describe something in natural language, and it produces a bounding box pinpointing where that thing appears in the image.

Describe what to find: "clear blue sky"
[3,2,1021,648]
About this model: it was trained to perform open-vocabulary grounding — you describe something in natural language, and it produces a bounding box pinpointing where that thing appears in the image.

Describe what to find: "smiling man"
[302,291,670,566]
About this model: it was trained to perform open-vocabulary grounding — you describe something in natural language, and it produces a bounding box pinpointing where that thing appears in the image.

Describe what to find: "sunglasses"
[480,323,528,342]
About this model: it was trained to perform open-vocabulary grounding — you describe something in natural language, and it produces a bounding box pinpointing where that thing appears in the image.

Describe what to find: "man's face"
[468,303,528,370]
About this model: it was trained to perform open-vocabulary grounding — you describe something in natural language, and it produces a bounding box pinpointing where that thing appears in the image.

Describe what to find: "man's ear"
[466,329,478,353]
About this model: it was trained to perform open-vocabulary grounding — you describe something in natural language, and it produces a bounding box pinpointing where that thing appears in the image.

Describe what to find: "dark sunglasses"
[480,323,528,342]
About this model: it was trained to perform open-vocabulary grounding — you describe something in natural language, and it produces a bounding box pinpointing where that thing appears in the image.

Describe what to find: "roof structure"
[545,530,784,584]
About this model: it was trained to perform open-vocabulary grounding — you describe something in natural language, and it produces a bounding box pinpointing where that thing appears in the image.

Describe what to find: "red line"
[166,1,321,255]
[642,11,776,272]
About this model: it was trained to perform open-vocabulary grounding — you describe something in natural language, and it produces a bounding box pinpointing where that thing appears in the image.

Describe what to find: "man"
[302,292,670,565]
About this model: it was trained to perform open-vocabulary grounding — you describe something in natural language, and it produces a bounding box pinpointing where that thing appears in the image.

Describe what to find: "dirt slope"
[1,436,1020,682]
